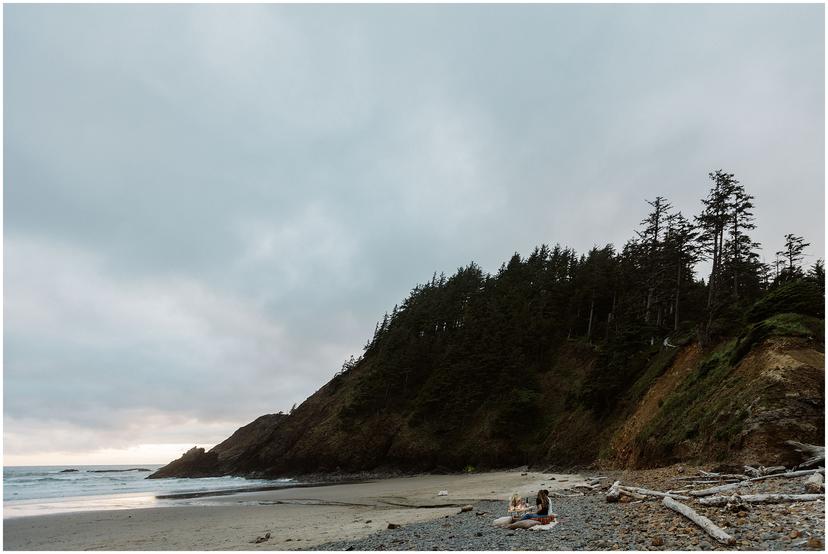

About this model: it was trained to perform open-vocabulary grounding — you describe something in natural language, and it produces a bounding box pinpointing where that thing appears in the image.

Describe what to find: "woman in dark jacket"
[519,489,550,520]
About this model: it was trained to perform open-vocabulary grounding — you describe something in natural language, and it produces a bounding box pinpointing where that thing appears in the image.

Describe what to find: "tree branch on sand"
[698,493,824,507]
[662,497,735,545]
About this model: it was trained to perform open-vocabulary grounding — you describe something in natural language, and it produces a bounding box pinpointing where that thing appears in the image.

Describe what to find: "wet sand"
[4,470,584,550]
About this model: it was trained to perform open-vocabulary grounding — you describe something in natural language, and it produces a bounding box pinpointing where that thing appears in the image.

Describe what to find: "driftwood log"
[688,481,748,497]
[607,481,650,501]
[674,473,747,482]
[786,441,826,469]
[744,465,786,478]
[606,481,622,502]
[662,497,735,545]
[805,473,825,494]
[617,487,647,500]
[550,492,584,498]
[622,486,690,500]
[698,493,825,507]
[749,468,824,482]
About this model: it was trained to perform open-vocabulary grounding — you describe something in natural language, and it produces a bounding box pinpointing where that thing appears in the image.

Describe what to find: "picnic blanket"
[529,514,558,531]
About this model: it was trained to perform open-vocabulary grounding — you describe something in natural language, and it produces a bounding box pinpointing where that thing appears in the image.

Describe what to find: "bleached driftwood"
[662,497,735,545]
[698,493,825,507]
[745,465,787,478]
[606,480,622,502]
[617,487,647,500]
[688,481,748,497]
[786,441,825,456]
[749,468,824,482]
[689,479,742,485]
[786,441,826,469]
[621,486,690,500]
[676,473,746,482]
[744,466,760,478]
[573,483,602,491]
[805,472,825,493]
[714,473,749,480]
[550,492,584,498]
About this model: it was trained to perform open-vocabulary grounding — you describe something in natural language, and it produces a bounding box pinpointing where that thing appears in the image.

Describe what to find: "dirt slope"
[609,343,704,467]
[609,334,824,468]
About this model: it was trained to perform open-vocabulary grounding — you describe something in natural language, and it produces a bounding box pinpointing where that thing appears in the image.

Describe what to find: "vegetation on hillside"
[333,170,823,440]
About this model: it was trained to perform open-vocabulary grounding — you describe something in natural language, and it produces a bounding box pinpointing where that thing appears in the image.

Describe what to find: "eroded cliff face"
[608,335,824,468]
[150,317,824,479]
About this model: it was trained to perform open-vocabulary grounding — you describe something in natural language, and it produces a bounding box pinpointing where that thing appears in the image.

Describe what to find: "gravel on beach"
[312,468,826,551]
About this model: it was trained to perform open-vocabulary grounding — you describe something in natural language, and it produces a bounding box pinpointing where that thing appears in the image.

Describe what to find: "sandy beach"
[3,470,584,550]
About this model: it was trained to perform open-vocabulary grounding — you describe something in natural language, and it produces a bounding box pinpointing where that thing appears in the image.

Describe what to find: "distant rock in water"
[88,468,152,473]
[59,469,79,473]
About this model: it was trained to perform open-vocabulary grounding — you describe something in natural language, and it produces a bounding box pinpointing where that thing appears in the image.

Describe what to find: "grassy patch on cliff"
[624,346,682,406]
[730,313,823,365]
[633,338,742,463]
[632,312,822,465]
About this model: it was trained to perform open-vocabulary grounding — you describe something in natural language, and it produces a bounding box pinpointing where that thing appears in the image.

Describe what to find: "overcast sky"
[5,4,824,465]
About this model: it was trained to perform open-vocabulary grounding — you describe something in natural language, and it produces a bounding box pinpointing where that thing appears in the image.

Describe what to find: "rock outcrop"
[149,447,220,479]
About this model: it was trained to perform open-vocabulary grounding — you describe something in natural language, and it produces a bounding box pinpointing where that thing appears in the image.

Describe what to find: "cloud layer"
[5,4,824,464]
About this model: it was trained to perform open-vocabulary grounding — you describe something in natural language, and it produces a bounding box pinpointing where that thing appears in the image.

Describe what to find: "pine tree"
[776,234,811,280]
[808,259,825,289]
[663,211,699,330]
[696,170,738,312]
[723,183,759,299]
[636,197,673,324]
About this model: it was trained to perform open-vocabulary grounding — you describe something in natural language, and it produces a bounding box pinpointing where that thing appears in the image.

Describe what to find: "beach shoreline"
[3,469,581,550]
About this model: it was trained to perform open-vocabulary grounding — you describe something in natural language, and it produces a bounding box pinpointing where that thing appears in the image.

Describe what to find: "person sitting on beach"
[508,493,528,513]
[519,489,550,520]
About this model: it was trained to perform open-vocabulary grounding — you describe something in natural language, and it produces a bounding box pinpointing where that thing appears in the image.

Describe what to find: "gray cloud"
[4,4,823,462]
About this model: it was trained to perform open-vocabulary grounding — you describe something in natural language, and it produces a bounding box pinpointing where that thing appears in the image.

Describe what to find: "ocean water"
[3,465,293,518]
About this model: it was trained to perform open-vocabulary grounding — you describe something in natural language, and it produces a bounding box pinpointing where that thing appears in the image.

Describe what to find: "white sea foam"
[3,465,293,518]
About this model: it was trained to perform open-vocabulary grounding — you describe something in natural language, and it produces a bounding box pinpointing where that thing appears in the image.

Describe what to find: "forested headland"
[152,170,824,479]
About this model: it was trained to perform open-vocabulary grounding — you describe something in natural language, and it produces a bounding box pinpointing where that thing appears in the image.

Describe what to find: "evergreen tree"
[663,211,699,330]
[777,234,811,280]
[722,183,759,299]
[808,259,825,290]
[636,197,673,324]
[696,170,737,313]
